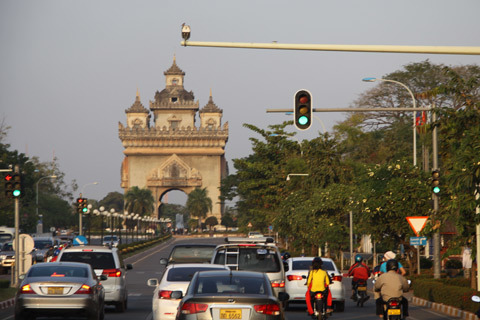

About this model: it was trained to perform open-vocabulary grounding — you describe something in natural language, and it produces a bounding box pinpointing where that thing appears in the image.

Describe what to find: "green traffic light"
[82,207,88,213]
[12,189,21,197]
[298,116,309,125]
[433,186,440,194]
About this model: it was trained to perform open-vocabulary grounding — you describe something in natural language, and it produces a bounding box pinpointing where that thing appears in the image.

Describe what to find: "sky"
[1,0,479,205]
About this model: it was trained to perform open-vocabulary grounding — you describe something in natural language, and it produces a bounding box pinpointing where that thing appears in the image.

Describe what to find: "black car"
[160,244,216,266]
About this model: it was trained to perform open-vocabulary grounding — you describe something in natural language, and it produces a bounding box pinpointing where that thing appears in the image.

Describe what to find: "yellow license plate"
[47,287,63,295]
[220,309,242,319]
[388,309,401,315]
[357,286,367,291]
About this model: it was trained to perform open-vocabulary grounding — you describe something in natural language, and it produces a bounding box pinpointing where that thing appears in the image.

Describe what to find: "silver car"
[14,261,105,320]
[57,245,132,312]
[175,270,288,320]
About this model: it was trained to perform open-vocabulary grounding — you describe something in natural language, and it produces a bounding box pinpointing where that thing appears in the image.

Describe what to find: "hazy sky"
[1,0,479,205]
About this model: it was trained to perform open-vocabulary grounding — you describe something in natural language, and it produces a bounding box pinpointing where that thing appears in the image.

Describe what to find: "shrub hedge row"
[412,277,479,314]
[118,234,172,255]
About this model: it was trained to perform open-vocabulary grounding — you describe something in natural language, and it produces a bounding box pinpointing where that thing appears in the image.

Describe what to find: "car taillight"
[75,284,92,294]
[159,290,173,299]
[21,284,35,294]
[271,280,285,288]
[287,275,303,281]
[332,275,342,282]
[254,303,281,315]
[180,302,208,314]
[102,268,122,277]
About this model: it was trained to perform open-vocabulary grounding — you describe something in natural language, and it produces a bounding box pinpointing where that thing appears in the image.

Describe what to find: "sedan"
[147,263,229,320]
[175,270,289,320]
[14,261,106,320]
[284,257,345,312]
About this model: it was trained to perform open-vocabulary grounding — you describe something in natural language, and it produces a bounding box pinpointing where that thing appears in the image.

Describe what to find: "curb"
[411,296,477,320]
[0,297,14,310]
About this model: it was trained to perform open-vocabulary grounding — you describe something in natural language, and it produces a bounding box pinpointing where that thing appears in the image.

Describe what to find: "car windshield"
[195,275,266,295]
[213,247,281,272]
[34,240,52,249]
[1,243,13,251]
[60,252,116,269]
[292,259,335,272]
[170,246,215,263]
[0,235,12,243]
[166,267,225,282]
[28,266,88,278]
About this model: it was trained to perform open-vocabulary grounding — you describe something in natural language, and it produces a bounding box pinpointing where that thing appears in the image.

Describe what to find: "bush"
[445,259,462,269]
[0,279,10,289]
[420,257,433,269]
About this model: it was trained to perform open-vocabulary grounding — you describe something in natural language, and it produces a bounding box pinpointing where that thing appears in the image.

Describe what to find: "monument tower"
[118,57,229,221]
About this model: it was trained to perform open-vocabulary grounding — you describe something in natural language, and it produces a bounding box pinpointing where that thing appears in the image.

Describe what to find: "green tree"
[186,187,212,231]
[124,186,154,217]
[205,216,218,230]
[99,192,124,212]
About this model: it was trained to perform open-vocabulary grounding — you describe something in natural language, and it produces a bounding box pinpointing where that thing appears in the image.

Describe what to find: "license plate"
[47,287,63,295]
[357,286,367,291]
[388,309,401,315]
[220,309,242,319]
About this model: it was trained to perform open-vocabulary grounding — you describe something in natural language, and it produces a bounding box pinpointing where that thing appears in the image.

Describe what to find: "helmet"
[355,254,363,263]
[312,257,323,269]
[386,259,399,272]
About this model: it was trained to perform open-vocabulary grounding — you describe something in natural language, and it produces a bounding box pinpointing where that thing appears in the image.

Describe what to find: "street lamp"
[79,182,99,236]
[362,77,417,166]
[36,175,57,233]
[286,173,309,181]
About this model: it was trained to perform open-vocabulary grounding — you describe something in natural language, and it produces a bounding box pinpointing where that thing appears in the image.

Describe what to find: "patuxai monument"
[118,57,229,222]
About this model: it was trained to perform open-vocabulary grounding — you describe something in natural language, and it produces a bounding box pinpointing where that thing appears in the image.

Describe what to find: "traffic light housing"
[4,174,13,198]
[12,174,22,198]
[294,89,312,131]
[76,198,88,214]
[432,170,440,194]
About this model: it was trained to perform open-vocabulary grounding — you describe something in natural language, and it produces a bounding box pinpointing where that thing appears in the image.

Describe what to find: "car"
[102,235,119,247]
[147,263,230,320]
[0,242,15,274]
[14,261,106,320]
[248,231,264,238]
[56,245,132,312]
[32,236,59,262]
[159,243,216,266]
[175,270,289,320]
[211,237,287,297]
[284,256,345,312]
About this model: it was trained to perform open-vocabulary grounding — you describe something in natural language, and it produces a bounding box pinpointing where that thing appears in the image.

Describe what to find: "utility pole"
[431,105,441,279]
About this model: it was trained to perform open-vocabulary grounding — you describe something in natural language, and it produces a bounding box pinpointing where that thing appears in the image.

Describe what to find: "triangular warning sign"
[406,216,429,236]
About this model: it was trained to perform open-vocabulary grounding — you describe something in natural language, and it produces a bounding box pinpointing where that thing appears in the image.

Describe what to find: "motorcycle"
[312,292,328,320]
[383,297,404,320]
[354,280,369,307]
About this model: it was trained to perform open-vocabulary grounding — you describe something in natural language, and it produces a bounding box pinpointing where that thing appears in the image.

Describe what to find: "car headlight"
[0,255,6,260]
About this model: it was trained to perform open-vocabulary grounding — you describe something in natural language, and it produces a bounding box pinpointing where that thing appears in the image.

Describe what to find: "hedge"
[412,278,479,314]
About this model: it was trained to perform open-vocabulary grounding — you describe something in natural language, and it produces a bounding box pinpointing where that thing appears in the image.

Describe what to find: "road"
[0,236,462,319]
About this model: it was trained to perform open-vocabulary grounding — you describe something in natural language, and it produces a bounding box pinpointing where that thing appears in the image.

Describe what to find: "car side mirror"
[278,292,289,302]
[99,275,108,281]
[283,261,289,272]
[159,258,168,265]
[171,291,183,299]
[147,278,159,287]
[125,264,133,270]
[19,274,26,280]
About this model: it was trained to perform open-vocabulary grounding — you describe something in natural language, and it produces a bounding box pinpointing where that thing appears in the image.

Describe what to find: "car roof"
[172,244,216,248]
[166,263,228,270]
[62,245,115,253]
[288,256,334,262]
[31,261,92,268]
[195,270,267,278]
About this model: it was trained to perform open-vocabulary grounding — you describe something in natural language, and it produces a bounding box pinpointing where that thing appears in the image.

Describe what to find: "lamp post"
[79,182,99,235]
[286,173,309,181]
[362,77,417,167]
[36,175,57,234]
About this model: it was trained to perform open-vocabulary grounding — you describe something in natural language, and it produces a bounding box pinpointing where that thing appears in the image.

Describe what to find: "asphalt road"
[0,236,464,320]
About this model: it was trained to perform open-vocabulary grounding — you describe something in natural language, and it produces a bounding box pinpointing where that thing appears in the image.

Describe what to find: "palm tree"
[124,186,154,216]
[186,187,212,232]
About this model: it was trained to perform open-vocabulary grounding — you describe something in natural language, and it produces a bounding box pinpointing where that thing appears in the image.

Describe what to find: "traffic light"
[77,198,88,214]
[4,174,13,198]
[294,89,312,131]
[432,170,440,194]
[12,174,22,198]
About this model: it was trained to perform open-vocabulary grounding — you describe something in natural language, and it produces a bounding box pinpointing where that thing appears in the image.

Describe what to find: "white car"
[284,256,345,312]
[102,235,119,247]
[147,263,229,320]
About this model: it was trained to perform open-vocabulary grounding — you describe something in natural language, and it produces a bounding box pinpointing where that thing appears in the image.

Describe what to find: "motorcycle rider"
[379,251,406,276]
[374,259,410,318]
[306,257,334,315]
[348,254,371,301]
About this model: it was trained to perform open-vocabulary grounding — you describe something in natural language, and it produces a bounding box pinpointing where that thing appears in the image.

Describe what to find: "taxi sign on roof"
[406,216,429,237]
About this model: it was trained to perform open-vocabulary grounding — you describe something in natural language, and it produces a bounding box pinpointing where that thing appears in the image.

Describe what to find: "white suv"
[57,245,132,312]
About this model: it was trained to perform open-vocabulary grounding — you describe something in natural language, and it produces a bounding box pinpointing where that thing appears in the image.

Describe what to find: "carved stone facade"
[118,57,229,221]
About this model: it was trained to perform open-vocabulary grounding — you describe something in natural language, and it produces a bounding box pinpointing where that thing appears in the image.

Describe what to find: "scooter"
[383,297,404,320]
[354,280,369,307]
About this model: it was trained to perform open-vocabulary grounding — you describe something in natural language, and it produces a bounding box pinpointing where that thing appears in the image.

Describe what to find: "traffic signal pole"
[431,106,441,279]
[13,165,20,287]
